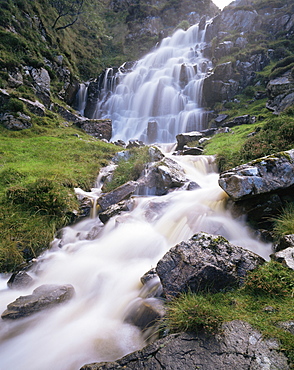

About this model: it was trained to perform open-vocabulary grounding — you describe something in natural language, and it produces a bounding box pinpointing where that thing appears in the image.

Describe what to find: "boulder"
[30,67,51,107]
[219,150,294,201]
[176,131,203,150]
[97,181,138,212]
[271,247,294,270]
[222,115,255,128]
[98,200,133,224]
[156,232,264,298]
[76,119,112,141]
[80,320,289,370]
[52,103,81,122]
[1,284,75,320]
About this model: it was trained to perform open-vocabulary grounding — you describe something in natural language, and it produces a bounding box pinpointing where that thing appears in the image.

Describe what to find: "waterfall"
[77,23,212,144]
[0,22,272,370]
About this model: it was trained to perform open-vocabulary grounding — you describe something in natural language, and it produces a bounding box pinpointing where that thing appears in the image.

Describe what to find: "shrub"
[243,261,294,297]
[0,168,25,186]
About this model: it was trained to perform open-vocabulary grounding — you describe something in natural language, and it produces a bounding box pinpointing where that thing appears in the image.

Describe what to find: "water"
[0,22,272,370]
[81,23,212,143]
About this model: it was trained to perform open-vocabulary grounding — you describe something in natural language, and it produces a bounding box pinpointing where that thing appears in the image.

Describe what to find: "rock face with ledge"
[219,150,294,201]
[80,320,289,370]
[156,232,264,298]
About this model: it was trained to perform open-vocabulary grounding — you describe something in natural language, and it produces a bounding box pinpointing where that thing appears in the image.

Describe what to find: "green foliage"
[102,146,151,192]
[0,168,26,186]
[174,20,190,31]
[2,98,25,114]
[273,203,294,236]
[243,261,294,298]
[166,293,223,334]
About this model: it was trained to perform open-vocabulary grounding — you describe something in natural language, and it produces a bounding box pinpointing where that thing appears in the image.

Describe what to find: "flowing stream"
[0,22,272,370]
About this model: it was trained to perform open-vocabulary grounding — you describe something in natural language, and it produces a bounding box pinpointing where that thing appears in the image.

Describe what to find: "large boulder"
[156,232,264,298]
[76,118,112,141]
[219,150,294,201]
[266,72,294,114]
[80,320,289,370]
[1,284,75,320]
[271,247,294,270]
[0,112,32,130]
[30,67,51,107]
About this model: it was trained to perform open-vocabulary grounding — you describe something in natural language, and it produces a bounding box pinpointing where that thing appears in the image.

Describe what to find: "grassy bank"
[0,124,119,272]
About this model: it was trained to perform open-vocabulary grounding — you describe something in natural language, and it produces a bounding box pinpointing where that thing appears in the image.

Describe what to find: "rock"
[215,114,228,124]
[222,114,255,128]
[80,320,289,370]
[52,103,81,122]
[0,112,32,130]
[98,200,133,224]
[97,181,138,212]
[156,232,264,298]
[30,67,51,107]
[126,139,145,149]
[1,284,75,320]
[147,121,158,144]
[219,150,294,201]
[271,247,294,270]
[277,321,294,335]
[176,131,203,150]
[19,98,45,116]
[273,234,294,252]
[266,73,294,114]
[76,119,112,141]
[136,157,188,196]
[181,147,204,155]
[7,271,34,290]
[8,68,23,88]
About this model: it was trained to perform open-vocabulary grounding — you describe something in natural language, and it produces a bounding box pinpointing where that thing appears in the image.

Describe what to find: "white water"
[91,23,212,143]
[0,23,272,370]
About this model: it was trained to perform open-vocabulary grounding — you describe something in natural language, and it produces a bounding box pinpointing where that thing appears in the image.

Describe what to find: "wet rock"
[81,320,289,370]
[219,149,294,201]
[156,232,264,298]
[273,234,294,252]
[176,131,203,150]
[7,271,34,290]
[181,146,203,155]
[136,157,188,196]
[98,200,133,224]
[97,181,138,212]
[271,247,294,270]
[1,112,32,130]
[1,284,75,320]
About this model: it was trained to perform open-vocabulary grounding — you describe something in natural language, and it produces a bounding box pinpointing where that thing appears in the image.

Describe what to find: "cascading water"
[82,22,212,143]
[0,22,272,370]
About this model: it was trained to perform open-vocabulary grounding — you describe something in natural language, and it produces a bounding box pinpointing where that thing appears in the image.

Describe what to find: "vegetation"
[273,204,294,236]
[165,261,294,363]
[0,124,119,272]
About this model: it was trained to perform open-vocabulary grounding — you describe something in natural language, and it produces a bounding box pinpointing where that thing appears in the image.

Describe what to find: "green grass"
[0,124,119,272]
[165,261,294,365]
[272,204,294,236]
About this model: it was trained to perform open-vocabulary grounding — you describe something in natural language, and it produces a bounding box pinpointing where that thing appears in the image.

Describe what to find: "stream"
[0,21,272,370]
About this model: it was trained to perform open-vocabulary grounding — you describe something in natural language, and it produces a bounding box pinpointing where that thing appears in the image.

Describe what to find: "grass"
[0,124,119,272]
[165,261,294,365]
[273,204,294,236]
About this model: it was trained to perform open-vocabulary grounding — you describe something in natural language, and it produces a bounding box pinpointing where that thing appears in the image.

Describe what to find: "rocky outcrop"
[81,320,289,370]
[0,112,32,130]
[266,72,294,114]
[156,232,264,298]
[19,98,45,116]
[219,150,294,201]
[30,67,51,107]
[1,284,75,320]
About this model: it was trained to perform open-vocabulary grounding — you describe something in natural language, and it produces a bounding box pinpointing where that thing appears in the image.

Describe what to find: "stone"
[52,103,81,122]
[271,247,294,270]
[266,73,294,113]
[156,232,264,298]
[126,139,144,149]
[219,150,294,201]
[97,181,138,212]
[222,114,254,128]
[30,67,51,107]
[181,147,204,155]
[277,321,294,335]
[176,131,203,150]
[80,320,289,370]
[1,284,75,320]
[98,200,133,224]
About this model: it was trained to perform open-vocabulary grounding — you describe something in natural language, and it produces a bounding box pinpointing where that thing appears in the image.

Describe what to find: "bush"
[0,168,25,186]
[243,261,294,297]
[273,203,294,236]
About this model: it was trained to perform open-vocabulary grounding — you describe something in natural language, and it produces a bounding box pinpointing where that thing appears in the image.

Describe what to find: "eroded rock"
[156,232,264,298]
[1,284,75,320]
